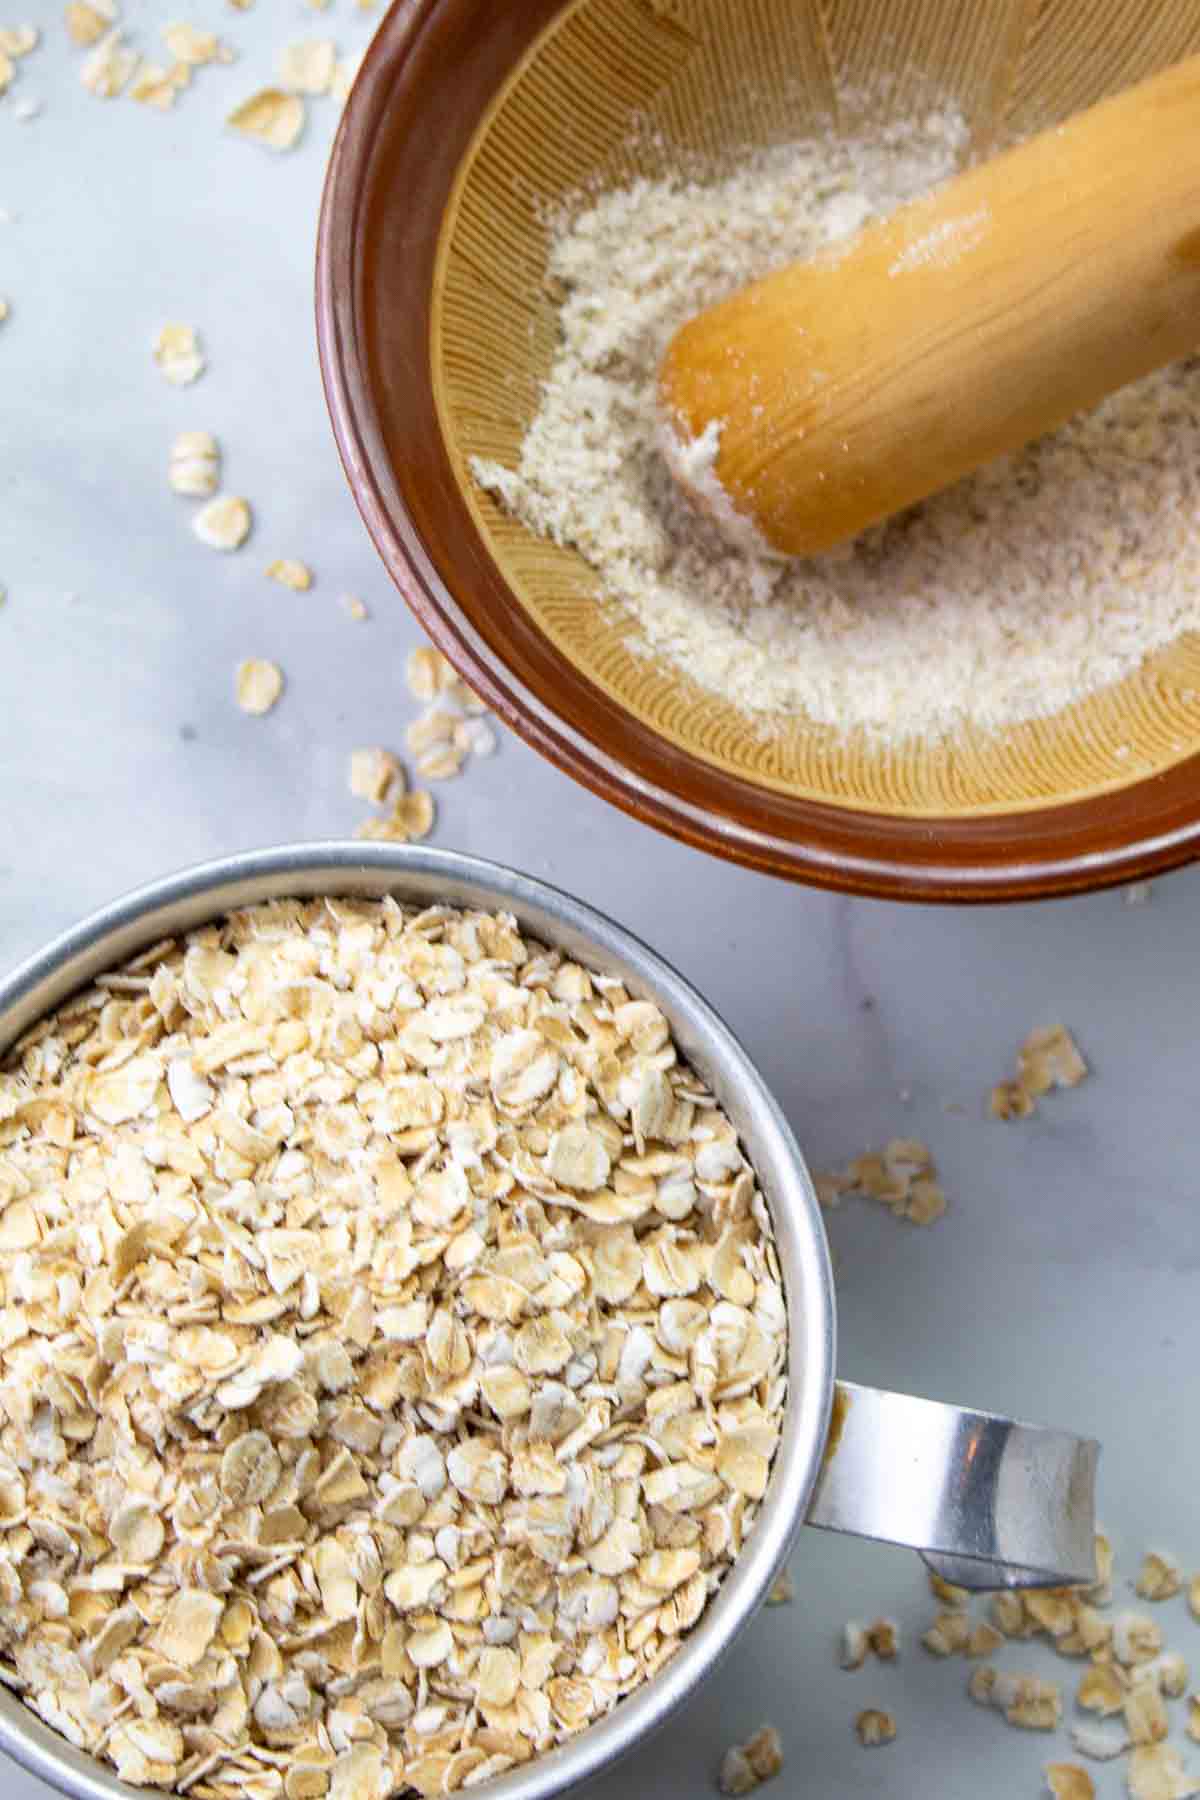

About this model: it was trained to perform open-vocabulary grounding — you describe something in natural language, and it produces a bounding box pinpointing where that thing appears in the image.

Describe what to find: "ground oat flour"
[472,114,1200,743]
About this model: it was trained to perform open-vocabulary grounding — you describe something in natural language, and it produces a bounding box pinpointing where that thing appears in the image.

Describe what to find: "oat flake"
[235,657,283,714]
[228,86,304,151]
[153,322,205,386]
[194,494,251,551]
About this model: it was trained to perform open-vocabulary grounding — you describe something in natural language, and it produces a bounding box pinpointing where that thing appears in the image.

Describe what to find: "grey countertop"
[3,8,1198,1796]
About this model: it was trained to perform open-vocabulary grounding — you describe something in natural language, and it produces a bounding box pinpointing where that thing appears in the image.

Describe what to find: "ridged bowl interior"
[434,0,1200,817]
[318,0,1200,897]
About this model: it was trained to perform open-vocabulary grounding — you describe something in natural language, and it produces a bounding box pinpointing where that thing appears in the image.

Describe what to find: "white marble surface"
[3,8,1199,1797]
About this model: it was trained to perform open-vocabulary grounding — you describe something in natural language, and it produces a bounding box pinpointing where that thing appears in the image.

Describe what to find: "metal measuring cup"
[0,845,1098,1800]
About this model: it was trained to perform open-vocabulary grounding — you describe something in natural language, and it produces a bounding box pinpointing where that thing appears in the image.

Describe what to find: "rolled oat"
[0,898,787,1795]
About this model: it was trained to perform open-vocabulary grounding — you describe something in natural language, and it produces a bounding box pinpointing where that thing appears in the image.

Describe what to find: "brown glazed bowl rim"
[315,0,1200,903]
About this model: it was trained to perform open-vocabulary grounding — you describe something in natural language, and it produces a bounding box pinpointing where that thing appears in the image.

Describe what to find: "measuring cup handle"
[804,1382,1100,1591]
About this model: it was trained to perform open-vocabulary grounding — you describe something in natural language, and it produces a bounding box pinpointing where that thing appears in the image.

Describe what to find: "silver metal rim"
[0,842,835,1800]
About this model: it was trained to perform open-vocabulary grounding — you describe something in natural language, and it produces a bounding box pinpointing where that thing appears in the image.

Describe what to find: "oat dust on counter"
[473,112,1200,743]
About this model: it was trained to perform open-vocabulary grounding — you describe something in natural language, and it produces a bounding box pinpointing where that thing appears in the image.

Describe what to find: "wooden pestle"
[658,54,1200,559]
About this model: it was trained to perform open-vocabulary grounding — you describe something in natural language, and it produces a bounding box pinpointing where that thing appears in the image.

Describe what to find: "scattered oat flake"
[0,24,36,55]
[1137,1552,1182,1602]
[153,322,205,386]
[1046,1767,1095,1800]
[415,743,465,782]
[266,558,312,591]
[967,1622,1004,1658]
[130,60,180,108]
[839,1621,868,1671]
[855,1709,896,1749]
[80,28,137,96]
[866,1618,898,1660]
[1071,1721,1131,1762]
[406,643,450,702]
[339,592,367,621]
[454,716,498,758]
[1078,1666,1126,1717]
[355,788,435,844]
[235,657,283,714]
[168,430,219,497]
[719,1726,783,1794]
[818,1142,944,1225]
[1187,1697,1200,1743]
[162,22,222,64]
[64,1,111,45]
[12,94,38,119]
[765,1569,793,1607]
[279,37,335,94]
[1127,1745,1200,1800]
[193,495,251,551]
[0,298,7,323]
[228,87,304,150]
[349,747,401,805]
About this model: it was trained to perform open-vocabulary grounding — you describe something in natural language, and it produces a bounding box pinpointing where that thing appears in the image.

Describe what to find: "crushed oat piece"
[349,747,401,805]
[1124,881,1154,905]
[1070,1720,1131,1761]
[0,297,7,323]
[719,1725,784,1793]
[1045,1767,1095,1800]
[0,50,12,92]
[989,1079,1036,1120]
[1188,1576,1200,1623]
[867,1618,899,1660]
[1127,1745,1200,1800]
[765,1568,794,1607]
[266,557,312,591]
[818,1140,945,1225]
[168,429,219,496]
[855,1709,896,1748]
[971,1668,1062,1729]
[1125,1682,1170,1747]
[279,37,335,94]
[339,592,368,621]
[1141,1655,1189,1700]
[153,322,205,386]
[993,1024,1089,1121]
[80,29,137,96]
[235,656,283,714]
[839,1622,868,1671]
[1137,1553,1182,1602]
[928,1570,970,1610]
[228,86,304,150]
[1078,1665,1127,1717]
[11,94,39,119]
[923,1611,971,1657]
[193,494,252,551]
[1188,1697,1200,1743]
[1114,1613,1164,1668]
[967,1623,1005,1658]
